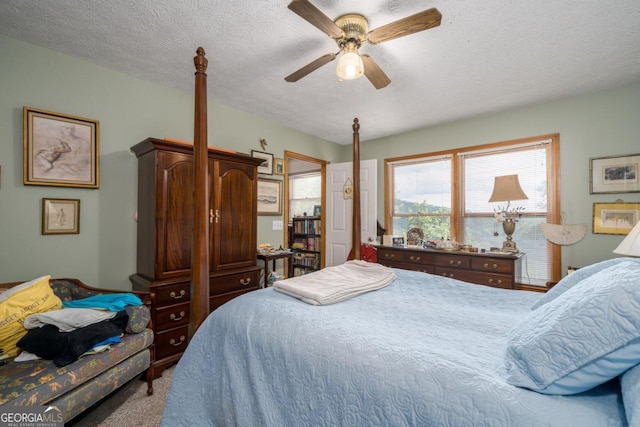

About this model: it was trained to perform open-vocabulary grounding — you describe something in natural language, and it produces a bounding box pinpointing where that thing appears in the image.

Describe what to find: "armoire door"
[155,151,194,279]
[210,159,258,271]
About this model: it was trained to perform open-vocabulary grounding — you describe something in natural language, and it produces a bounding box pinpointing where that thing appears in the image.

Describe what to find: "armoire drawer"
[155,325,189,359]
[155,302,190,331]
[210,270,260,295]
[155,282,191,307]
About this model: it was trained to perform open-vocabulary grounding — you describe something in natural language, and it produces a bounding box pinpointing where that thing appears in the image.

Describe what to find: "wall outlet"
[272,220,283,230]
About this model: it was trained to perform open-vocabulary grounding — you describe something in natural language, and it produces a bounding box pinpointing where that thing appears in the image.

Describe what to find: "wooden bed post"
[352,118,361,260]
[190,47,210,337]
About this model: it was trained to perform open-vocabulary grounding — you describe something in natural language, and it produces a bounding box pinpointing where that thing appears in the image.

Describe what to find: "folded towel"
[274,260,396,305]
[62,293,142,311]
[24,308,117,332]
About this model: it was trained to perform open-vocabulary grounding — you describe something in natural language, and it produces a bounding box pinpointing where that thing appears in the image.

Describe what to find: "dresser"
[377,246,523,289]
[129,138,263,377]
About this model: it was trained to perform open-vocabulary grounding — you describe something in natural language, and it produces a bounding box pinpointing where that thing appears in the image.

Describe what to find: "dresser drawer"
[155,302,190,331]
[435,267,512,289]
[155,325,189,359]
[377,248,405,262]
[210,287,255,311]
[470,257,514,274]
[155,282,190,307]
[430,253,471,269]
[380,260,435,274]
[210,270,260,295]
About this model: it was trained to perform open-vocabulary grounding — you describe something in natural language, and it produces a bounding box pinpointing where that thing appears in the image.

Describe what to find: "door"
[325,159,377,267]
[210,158,258,271]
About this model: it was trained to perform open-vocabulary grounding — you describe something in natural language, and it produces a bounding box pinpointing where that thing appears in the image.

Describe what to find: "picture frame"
[24,107,100,188]
[274,158,284,175]
[257,178,282,215]
[42,198,80,235]
[313,205,321,216]
[592,201,640,235]
[251,150,274,175]
[590,154,640,194]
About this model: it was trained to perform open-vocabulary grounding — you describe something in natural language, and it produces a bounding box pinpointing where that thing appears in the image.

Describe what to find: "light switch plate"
[272,220,283,230]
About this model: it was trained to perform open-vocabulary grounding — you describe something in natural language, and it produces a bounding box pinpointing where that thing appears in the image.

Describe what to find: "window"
[386,135,559,286]
[289,172,321,220]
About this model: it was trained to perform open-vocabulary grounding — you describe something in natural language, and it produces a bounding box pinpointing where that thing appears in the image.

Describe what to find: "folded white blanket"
[274,260,396,305]
[24,307,117,332]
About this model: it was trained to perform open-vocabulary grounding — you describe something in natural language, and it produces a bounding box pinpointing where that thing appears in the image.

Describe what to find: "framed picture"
[257,178,282,215]
[42,198,80,235]
[590,154,640,194]
[252,150,274,175]
[23,107,100,188]
[313,205,321,216]
[593,202,640,235]
[274,158,284,175]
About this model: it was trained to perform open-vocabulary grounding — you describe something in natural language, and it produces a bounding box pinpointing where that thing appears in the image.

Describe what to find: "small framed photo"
[252,150,274,175]
[257,178,282,215]
[392,237,405,246]
[593,201,640,235]
[590,154,640,194]
[313,205,321,216]
[24,107,100,188]
[274,158,284,175]
[42,198,80,235]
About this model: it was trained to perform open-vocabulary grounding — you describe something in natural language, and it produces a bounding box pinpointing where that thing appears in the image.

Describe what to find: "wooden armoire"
[129,138,263,377]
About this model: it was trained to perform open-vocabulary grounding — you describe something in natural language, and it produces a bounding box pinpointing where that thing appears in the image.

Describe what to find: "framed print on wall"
[590,154,640,194]
[592,201,640,235]
[274,158,284,175]
[42,198,80,235]
[24,107,100,188]
[257,178,282,215]
[251,150,274,175]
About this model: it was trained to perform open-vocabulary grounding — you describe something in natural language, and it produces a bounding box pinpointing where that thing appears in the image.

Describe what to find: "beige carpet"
[68,366,174,426]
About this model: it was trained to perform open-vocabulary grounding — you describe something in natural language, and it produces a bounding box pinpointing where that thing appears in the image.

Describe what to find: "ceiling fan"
[285,0,442,89]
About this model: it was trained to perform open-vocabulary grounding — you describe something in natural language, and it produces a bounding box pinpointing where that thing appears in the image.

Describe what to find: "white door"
[325,159,377,267]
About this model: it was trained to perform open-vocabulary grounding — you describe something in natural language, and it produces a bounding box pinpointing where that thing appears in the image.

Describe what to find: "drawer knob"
[385,253,395,259]
[410,256,421,261]
[169,290,186,299]
[483,263,498,270]
[442,273,454,278]
[169,311,185,321]
[169,336,186,347]
[488,279,502,285]
[449,260,462,267]
[240,277,251,286]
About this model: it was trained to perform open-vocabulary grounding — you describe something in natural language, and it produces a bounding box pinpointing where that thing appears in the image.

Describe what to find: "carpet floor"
[68,366,174,426]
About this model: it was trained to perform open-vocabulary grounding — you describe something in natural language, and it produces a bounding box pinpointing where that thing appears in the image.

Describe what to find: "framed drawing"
[590,154,640,194]
[274,158,284,175]
[252,150,274,175]
[257,178,282,215]
[592,202,640,235]
[42,198,80,235]
[23,107,100,188]
[313,205,321,216]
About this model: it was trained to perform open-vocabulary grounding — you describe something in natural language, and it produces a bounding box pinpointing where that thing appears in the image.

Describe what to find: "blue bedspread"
[161,268,626,426]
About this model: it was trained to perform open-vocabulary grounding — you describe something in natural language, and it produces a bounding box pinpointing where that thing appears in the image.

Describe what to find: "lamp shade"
[613,220,640,256]
[488,174,529,203]
[336,42,363,80]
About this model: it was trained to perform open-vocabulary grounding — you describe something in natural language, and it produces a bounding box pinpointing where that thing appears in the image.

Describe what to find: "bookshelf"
[291,216,321,276]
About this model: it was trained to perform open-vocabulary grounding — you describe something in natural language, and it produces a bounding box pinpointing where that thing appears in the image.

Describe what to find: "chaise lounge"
[0,277,154,423]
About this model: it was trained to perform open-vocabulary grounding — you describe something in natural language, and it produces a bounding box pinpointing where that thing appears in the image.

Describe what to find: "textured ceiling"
[1,1,639,145]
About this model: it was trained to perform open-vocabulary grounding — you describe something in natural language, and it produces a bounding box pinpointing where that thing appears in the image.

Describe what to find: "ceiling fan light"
[336,43,364,80]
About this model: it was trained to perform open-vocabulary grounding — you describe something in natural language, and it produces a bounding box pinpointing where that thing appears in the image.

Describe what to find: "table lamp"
[489,174,528,252]
[613,220,640,256]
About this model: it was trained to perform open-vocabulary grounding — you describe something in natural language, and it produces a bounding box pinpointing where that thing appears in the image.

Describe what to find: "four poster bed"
[160,48,639,426]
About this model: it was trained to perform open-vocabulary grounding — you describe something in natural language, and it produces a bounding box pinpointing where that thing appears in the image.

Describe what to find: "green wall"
[358,81,640,272]
[0,35,342,289]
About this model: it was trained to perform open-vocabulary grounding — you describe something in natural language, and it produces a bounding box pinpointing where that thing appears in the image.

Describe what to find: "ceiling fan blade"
[367,8,442,44]
[361,54,391,89]
[285,52,338,82]
[288,0,343,39]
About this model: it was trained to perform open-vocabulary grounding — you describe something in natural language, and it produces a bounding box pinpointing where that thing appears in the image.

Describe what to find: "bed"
[160,48,638,426]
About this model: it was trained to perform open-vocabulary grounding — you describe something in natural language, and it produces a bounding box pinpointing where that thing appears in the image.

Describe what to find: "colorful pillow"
[505,259,640,394]
[621,363,640,425]
[530,257,629,310]
[0,276,62,357]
